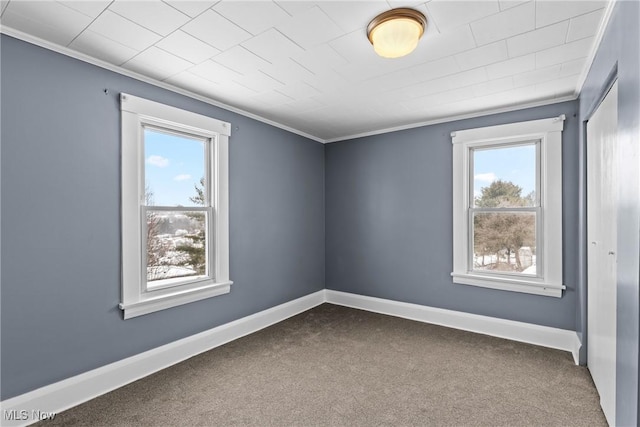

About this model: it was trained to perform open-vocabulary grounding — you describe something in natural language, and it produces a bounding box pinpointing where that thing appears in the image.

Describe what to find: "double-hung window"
[120,94,231,319]
[451,116,565,297]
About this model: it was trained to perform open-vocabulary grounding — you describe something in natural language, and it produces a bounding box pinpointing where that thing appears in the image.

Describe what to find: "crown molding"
[0,26,326,144]
[324,95,577,143]
[2,1,613,146]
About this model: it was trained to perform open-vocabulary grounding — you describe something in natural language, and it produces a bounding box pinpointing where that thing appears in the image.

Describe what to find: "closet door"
[587,80,618,426]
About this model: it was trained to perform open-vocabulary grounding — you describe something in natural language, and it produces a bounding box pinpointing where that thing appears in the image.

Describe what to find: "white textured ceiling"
[1,0,608,142]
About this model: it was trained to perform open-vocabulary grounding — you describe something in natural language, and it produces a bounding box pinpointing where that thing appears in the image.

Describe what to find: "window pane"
[146,210,208,284]
[144,128,206,207]
[473,144,537,207]
[472,211,537,275]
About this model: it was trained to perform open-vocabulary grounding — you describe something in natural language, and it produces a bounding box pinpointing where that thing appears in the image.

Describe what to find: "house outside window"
[451,116,565,297]
[120,94,231,319]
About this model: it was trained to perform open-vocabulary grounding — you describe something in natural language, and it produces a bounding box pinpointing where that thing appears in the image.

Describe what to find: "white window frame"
[120,93,232,319]
[451,115,565,298]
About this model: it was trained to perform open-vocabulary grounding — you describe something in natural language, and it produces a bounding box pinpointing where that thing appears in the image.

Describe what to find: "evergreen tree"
[178,178,207,275]
[190,177,205,205]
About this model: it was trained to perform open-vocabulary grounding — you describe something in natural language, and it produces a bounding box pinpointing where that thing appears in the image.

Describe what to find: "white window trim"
[451,115,565,298]
[120,93,232,319]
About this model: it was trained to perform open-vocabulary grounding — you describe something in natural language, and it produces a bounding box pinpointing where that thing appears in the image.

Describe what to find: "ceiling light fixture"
[367,8,427,59]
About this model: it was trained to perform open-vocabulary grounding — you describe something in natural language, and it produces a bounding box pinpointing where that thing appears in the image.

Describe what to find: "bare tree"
[145,179,208,280]
[473,180,536,272]
[145,187,168,281]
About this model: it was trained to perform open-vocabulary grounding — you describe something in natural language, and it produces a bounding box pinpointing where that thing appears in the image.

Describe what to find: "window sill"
[451,273,564,298]
[119,280,233,319]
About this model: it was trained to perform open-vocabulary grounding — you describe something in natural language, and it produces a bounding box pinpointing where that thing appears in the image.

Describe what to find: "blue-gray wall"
[326,100,580,331]
[0,35,325,400]
[3,4,638,418]
[578,1,640,425]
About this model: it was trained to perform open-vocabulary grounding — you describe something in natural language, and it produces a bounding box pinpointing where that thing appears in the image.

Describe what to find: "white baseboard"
[0,290,325,427]
[325,290,582,365]
[1,288,582,426]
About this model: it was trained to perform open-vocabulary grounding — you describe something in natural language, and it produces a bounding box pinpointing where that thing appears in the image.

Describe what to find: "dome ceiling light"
[367,8,427,59]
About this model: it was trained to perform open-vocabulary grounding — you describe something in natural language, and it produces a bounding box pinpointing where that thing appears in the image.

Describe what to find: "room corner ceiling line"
[574,0,617,97]
[0,27,326,144]
[0,0,611,144]
[0,1,610,141]
[0,25,584,145]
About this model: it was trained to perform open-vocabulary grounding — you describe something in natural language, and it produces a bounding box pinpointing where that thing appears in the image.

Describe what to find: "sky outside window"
[144,128,205,207]
[473,143,536,201]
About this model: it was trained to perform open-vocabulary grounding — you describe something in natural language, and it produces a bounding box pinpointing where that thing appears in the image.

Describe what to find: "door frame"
[578,64,619,368]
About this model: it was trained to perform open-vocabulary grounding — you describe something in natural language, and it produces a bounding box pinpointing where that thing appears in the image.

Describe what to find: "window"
[451,116,565,297]
[120,94,231,319]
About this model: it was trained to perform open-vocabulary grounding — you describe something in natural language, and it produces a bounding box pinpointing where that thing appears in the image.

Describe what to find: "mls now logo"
[3,410,28,421]
[4,409,56,421]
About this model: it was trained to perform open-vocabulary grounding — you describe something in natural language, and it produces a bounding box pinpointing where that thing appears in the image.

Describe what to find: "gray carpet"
[37,304,606,426]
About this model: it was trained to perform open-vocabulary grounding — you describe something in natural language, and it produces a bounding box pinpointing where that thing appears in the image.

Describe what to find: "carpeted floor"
[37,304,606,426]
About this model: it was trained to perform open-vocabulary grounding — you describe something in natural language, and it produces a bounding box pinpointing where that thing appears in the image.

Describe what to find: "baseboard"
[0,290,325,427]
[1,288,582,426]
[324,290,582,365]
